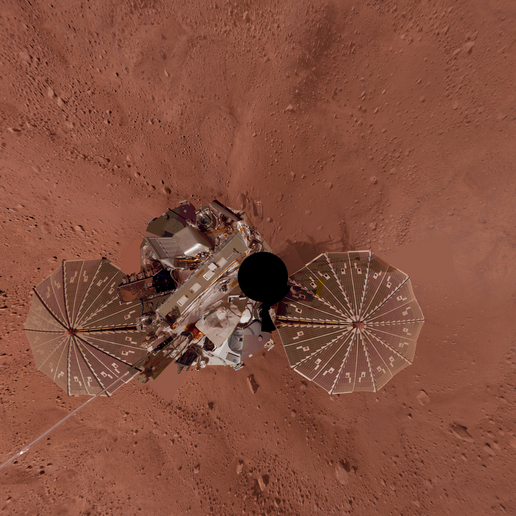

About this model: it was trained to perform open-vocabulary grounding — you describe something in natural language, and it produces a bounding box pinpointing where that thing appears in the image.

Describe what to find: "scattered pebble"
[416,390,430,405]
[453,101,459,110]
[236,460,244,475]
[369,222,377,230]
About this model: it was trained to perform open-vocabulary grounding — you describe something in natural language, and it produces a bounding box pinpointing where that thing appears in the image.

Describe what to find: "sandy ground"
[1,0,516,514]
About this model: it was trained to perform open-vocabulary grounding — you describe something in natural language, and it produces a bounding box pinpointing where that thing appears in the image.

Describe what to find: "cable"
[0,362,143,472]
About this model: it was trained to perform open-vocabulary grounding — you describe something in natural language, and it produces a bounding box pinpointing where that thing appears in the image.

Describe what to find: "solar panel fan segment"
[24,259,148,396]
[277,251,424,394]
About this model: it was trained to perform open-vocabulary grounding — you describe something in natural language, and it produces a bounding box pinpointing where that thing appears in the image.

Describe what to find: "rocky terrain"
[1,0,515,514]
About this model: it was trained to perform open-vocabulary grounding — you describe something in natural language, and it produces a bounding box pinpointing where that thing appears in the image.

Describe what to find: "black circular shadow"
[238,252,290,332]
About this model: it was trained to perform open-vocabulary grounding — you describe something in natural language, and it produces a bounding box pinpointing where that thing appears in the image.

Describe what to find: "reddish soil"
[1,1,516,515]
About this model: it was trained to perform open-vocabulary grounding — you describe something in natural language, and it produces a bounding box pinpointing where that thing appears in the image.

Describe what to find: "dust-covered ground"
[1,0,516,515]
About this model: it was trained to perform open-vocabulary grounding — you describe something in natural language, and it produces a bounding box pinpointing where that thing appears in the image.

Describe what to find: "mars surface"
[1,0,516,514]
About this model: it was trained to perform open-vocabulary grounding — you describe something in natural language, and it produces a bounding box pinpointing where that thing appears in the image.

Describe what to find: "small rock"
[247,374,259,394]
[47,88,54,99]
[369,176,377,185]
[284,104,295,113]
[19,51,30,61]
[291,410,297,418]
[463,41,475,54]
[193,464,200,474]
[257,475,269,491]
[94,156,110,166]
[236,460,244,475]
[325,182,333,190]
[420,95,426,102]
[56,97,64,108]
[483,444,495,456]
[453,101,459,110]
[335,461,350,485]
[243,11,250,23]
[416,390,430,405]
[305,210,312,215]
[162,186,172,195]
[266,217,271,222]
[73,225,85,234]
[369,222,377,231]
[447,210,455,216]
[450,423,474,443]
[509,438,516,449]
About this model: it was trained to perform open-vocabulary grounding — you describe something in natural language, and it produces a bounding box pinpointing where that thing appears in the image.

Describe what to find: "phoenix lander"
[2,198,425,469]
